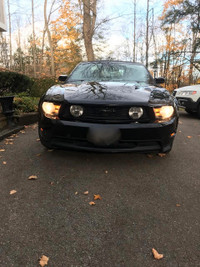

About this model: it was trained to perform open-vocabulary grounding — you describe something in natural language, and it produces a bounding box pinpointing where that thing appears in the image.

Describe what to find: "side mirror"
[154,77,165,84]
[58,75,68,83]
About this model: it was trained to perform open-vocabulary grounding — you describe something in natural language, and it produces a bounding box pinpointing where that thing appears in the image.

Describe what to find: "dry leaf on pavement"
[10,190,17,195]
[39,255,49,267]
[36,153,41,157]
[187,136,192,139]
[84,191,89,195]
[36,138,40,141]
[48,149,54,152]
[176,204,181,207]
[28,175,38,180]
[94,194,102,200]
[20,130,25,134]
[3,161,7,165]
[105,170,108,174]
[89,201,95,206]
[75,192,78,195]
[0,149,5,152]
[158,153,166,158]
[152,248,163,260]
[147,154,154,158]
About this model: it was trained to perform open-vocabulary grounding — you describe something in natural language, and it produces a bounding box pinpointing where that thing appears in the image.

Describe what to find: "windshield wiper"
[67,79,86,82]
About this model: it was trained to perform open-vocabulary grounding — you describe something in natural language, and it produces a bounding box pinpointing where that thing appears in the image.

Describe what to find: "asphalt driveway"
[0,111,200,267]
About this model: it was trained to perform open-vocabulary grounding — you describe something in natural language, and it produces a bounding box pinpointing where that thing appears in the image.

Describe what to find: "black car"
[38,61,178,153]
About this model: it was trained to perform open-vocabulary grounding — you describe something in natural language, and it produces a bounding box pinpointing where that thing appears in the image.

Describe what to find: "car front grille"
[59,104,153,124]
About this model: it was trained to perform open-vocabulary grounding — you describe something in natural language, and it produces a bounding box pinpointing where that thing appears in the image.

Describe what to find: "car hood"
[45,81,171,105]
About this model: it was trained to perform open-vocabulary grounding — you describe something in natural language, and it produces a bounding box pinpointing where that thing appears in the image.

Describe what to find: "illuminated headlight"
[154,106,174,120]
[42,102,61,119]
[70,105,84,117]
[129,107,143,119]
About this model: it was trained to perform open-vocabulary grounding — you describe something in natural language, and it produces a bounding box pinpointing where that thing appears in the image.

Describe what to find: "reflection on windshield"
[68,62,151,84]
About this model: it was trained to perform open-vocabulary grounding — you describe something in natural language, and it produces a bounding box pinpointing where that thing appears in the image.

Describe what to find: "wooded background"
[0,0,200,91]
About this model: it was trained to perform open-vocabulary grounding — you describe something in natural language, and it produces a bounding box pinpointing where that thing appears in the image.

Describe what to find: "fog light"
[70,105,84,117]
[129,107,143,119]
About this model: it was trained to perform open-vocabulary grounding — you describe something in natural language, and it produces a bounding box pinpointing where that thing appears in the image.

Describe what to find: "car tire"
[197,105,200,119]
[38,127,54,149]
[185,108,195,114]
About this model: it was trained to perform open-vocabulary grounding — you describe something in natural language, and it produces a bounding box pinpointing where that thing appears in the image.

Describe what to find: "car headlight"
[70,105,84,117]
[42,102,61,119]
[129,107,143,119]
[179,91,197,96]
[154,106,174,120]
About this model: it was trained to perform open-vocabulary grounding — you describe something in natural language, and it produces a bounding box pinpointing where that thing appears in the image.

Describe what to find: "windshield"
[67,62,153,85]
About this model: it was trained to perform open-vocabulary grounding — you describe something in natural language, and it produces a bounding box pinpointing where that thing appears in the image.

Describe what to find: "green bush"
[30,77,56,97]
[14,96,39,114]
[0,71,33,96]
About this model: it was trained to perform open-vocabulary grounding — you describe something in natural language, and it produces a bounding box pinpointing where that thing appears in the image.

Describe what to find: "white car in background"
[173,85,200,118]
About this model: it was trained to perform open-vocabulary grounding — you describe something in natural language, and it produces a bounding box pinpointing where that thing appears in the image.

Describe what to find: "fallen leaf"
[28,175,38,180]
[152,248,163,260]
[105,170,108,174]
[39,255,49,267]
[84,191,89,195]
[179,131,182,133]
[187,136,192,139]
[36,138,40,141]
[176,204,181,207]
[20,130,25,134]
[147,154,154,158]
[75,192,78,195]
[5,142,13,145]
[158,153,166,158]
[10,190,17,195]
[94,194,102,200]
[0,149,5,152]
[3,161,7,165]
[31,124,37,130]
[179,121,183,124]
[89,201,95,206]
[36,153,41,157]
[48,149,54,152]
[50,182,54,185]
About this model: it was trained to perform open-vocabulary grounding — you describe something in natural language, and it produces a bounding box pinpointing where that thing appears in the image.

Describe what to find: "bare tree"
[146,0,149,68]
[7,0,12,69]
[82,0,97,61]
[44,0,55,76]
[32,0,36,77]
[133,0,136,62]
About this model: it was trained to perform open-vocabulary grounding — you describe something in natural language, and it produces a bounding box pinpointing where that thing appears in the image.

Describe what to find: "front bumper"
[176,97,198,111]
[39,116,178,153]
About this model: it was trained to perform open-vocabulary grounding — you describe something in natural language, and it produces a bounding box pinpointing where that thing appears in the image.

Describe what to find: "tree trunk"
[44,0,55,77]
[82,0,97,61]
[189,33,197,85]
[32,0,36,78]
[146,0,149,68]
[7,0,12,69]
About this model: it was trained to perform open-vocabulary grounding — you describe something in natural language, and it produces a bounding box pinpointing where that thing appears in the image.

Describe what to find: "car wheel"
[38,127,53,149]
[197,105,200,119]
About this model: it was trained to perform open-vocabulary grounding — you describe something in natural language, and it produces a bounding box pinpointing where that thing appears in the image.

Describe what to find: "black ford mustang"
[38,61,178,153]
